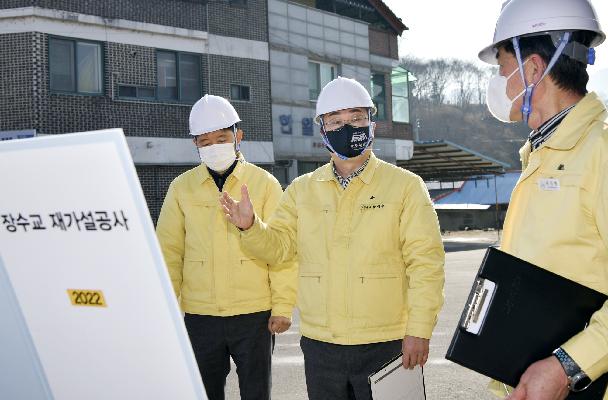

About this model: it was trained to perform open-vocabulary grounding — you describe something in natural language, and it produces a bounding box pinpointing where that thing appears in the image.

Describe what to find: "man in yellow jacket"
[156,95,296,400]
[478,0,607,399]
[220,77,445,400]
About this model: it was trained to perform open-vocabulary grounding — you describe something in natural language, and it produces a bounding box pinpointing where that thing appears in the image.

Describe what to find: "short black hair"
[498,30,596,96]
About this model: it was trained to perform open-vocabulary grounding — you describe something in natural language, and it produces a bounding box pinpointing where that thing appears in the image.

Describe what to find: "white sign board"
[0,129,206,400]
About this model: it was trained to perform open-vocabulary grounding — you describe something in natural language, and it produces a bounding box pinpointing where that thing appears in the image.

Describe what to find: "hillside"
[413,102,534,170]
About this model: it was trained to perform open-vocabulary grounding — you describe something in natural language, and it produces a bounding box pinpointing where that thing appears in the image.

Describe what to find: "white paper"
[0,130,206,400]
[369,355,425,400]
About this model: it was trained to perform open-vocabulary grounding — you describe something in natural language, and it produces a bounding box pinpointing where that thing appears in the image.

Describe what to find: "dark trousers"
[185,311,273,400]
[300,336,402,400]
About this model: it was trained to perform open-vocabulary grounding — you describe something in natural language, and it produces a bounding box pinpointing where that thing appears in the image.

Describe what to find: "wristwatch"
[553,347,592,392]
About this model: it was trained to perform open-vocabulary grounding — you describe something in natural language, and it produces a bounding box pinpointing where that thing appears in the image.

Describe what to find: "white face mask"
[486,61,529,123]
[198,143,236,172]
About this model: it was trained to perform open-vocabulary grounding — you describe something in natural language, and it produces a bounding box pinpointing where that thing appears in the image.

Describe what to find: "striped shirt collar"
[332,158,370,189]
[528,103,576,151]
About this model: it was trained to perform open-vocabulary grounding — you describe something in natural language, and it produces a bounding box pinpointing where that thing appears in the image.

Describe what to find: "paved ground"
[223,232,501,399]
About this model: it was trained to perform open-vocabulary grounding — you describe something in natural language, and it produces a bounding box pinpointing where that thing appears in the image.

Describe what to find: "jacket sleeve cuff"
[240,213,265,238]
[404,320,434,340]
[562,330,608,380]
[271,304,293,318]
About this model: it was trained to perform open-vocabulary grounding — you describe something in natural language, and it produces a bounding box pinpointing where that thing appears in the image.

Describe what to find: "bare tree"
[426,59,451,105]
[450,60,477,108]
[399,56,431,102]
[474,66,496,105]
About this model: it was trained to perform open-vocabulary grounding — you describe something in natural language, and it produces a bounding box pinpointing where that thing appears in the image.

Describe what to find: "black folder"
[445,247,608,399]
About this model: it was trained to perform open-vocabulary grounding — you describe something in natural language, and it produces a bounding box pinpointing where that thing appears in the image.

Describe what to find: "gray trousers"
[185,311,273,400]
[300,336,402,400]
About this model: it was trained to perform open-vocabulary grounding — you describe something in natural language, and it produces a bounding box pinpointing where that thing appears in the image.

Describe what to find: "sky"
[382,0,608,96]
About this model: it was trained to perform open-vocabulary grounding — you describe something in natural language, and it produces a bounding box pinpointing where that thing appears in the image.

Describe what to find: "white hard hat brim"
[190,121,241,136]
[314,105,377,124]
[479,45,499,65]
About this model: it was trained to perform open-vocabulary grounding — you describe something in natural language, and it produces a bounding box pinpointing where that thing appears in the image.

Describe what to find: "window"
[157,51,201,103]
[391,67,410,123]
[308,61,336,100]
[230,84,250,101]
[50,38,102,94]
[229,0,248,6]
[370,72,386,120]
[118,85,156,99]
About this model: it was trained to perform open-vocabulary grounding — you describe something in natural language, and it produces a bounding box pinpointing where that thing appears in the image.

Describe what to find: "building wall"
[0,0,272,224]
[20,34,271,141]
[368,27,398,59]
[136,164,193,224]
[207,0,268,42]
[437,209,507,232]
[2,0,207,31]
[0,33,34,132]
[268,0,413,175]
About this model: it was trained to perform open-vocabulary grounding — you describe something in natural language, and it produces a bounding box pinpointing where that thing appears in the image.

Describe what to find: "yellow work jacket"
[156,157,297,318]
[492,92,608,397]
[241,152,445,345]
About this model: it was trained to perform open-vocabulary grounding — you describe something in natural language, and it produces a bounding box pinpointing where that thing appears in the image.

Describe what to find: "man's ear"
[527,54,547,84]
[236,128,244,144]
[370,122,376,138]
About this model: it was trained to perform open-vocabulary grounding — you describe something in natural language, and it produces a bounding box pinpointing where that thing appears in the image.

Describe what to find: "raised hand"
[220,184,255,230]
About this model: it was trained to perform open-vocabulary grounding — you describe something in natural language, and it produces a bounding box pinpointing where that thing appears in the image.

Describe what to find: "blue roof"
[433,172,521,205]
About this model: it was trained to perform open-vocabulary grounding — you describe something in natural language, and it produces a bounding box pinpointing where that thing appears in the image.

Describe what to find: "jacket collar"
[517,92,607,184]
[543,92,607,151]
[312,152,379,185]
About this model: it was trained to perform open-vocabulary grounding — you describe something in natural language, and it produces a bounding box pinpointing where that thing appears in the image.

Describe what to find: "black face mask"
[324,124,371,158]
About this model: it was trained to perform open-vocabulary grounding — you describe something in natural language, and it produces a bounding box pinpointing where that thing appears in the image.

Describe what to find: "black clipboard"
[445,247,608,399]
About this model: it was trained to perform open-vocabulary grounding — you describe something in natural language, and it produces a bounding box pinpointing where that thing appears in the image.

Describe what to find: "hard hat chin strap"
[232,124,240,152]
[512,31,571,124]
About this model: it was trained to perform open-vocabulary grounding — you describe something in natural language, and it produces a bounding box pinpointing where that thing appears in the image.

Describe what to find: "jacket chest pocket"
[182,259,215,303]
[231,258,270,302]
[297,264,328,328]
[352,267,405,329]
[297,205,335,258]
[352,202,401,252]
[181,199,219,228]
[524,171,585,224]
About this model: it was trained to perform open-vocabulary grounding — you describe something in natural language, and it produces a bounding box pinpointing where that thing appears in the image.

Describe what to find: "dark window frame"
[308,60,337,101]
[229,0,249,8]
[371,72,387,121]
[230,84,251,102]
[48,35,105,96]
[117,85,157,100]
[390,67,410,124]
[155,49,202,104]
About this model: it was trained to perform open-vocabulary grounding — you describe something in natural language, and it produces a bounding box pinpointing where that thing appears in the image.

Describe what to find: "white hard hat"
[314,76,376,124]
[189,94,241,136]
[479,0,605,64]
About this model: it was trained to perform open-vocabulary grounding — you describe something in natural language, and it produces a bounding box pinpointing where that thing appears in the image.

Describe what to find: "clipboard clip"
[461,278,496,335]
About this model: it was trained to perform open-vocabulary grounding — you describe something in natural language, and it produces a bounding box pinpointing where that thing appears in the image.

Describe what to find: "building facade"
[268,0,414,184]
[0,0,414,218]
[0,0,273,222]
